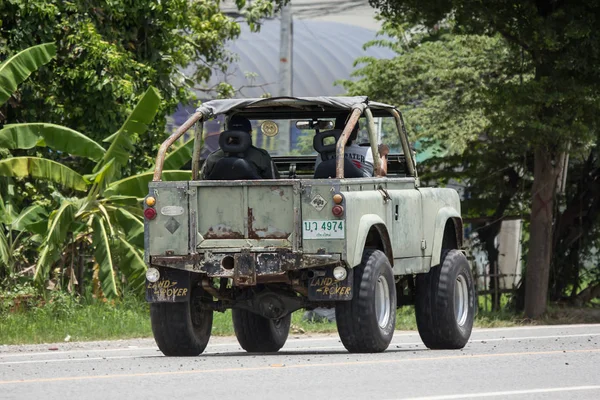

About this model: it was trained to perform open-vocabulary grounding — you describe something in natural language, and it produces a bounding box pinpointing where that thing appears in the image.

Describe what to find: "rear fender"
[430,207,463,267]
[349,214,393,268]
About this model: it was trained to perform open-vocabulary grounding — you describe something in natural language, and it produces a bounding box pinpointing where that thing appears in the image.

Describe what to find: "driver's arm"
[377,144,389,176]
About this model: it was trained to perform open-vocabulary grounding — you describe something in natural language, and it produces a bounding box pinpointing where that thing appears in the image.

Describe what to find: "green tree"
[0,0,281,174]
[341,25,533,310]
[0,87,191,297]
[369,0,600,318]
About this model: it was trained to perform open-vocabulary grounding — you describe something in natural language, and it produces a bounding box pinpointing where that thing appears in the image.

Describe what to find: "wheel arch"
[349,214,393,267]
[430,207,463,267]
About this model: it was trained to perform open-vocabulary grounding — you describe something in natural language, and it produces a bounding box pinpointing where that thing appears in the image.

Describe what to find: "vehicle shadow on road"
[201,348,427,357]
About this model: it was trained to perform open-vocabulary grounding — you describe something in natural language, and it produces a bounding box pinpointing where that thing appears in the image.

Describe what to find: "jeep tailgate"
[190,180,301,250]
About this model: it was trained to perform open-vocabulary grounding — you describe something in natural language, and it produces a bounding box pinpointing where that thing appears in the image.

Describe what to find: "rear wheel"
[232,310,291,352]
[415,249,475,349]
[335,249,396,353]
[150,288,213,356]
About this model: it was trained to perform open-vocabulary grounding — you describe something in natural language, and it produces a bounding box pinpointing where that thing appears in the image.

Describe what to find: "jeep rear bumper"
[150,252,342,286]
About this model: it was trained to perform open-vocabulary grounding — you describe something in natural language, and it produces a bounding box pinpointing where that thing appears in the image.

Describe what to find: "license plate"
[303,220,344,239]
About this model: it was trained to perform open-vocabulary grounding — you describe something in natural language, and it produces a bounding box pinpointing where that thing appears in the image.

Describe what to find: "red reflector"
[332,205,344,217]
[144,207,157,220]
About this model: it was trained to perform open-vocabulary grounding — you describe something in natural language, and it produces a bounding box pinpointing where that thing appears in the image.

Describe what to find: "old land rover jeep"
[145,96,475,355]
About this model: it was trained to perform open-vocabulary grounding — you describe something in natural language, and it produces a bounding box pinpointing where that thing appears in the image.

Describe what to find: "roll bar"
[152,105,416,181]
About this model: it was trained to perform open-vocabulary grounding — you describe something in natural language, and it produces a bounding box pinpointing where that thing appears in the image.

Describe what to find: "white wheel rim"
[454,274,469,327]
[375,275,391,329]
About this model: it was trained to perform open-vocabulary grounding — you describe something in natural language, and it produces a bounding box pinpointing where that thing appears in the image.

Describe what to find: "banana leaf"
[33,244,60,286]
[46,201,76,246]
[0,227,9,267]
[11,204,48,232]
[95,87,161,175]
[113,208,144,248]
[92,215,118,298]
[0,43,56,106]
[0,157,87,191]
[116,235,147,292]
[103,170,191,198]
[0,123,105,161]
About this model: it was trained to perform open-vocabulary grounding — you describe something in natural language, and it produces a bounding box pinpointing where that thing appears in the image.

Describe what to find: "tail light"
[332,205,344,217]
[144,207,157,220]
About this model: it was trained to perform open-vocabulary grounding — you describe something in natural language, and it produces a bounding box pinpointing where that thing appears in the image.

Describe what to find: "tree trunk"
[524,147,563,318]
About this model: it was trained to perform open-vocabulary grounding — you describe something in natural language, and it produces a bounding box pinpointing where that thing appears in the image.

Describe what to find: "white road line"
[3,333,600,366]
[473,323,600,332]
[468,332,600,343]
[0,355,154,365]
[1,327,599,359]
[397,385,600,400]
[0,346,353,365]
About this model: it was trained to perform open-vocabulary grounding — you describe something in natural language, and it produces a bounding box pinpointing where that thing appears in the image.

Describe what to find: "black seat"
[207,130,260,180]
[313,129,364,179]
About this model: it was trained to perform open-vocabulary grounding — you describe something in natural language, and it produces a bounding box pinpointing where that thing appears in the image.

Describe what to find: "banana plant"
[0,43,57,107]
[0,194,48,280]
[0,86,193,297]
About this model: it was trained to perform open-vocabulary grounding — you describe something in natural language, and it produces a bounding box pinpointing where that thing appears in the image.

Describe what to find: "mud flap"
[308,268,353,301]
[146,268,191,303]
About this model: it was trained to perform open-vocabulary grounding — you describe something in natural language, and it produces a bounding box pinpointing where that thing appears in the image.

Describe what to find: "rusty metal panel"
[197,187,246,239]
[147,182,189,257]
[234,251,256,286]
[194,181,299,250]
[247,185,294,240]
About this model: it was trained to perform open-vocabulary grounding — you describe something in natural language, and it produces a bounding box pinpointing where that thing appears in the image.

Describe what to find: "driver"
[315,115,388,176]
[201,115,279,179]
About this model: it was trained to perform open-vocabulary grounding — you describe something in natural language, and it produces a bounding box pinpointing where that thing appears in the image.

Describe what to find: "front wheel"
[150,288,213,356]
[232,310,291,352]
[335,249,397,353]
[415,249,475,349]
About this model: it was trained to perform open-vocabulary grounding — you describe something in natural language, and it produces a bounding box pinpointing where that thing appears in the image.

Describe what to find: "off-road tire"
[150,289,213,356]
[335,249,396,353]
[415,249,475,349]
[232,310,291,352]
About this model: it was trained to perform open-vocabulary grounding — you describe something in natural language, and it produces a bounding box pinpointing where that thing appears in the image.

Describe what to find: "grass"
[1,295,598,345]
[0,294,152,345]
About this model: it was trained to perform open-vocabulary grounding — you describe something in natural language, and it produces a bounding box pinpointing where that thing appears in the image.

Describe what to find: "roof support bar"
[389,108,416,177]
[153,111,204,182]
[191,121,204,180]
[364,108,382,176]
[335,107,363,178]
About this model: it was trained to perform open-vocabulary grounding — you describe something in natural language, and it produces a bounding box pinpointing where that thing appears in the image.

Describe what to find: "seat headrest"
[219,130,252,155]
[313,129,343,155]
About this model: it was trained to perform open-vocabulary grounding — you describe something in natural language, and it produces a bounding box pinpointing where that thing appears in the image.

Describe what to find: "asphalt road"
[1,324,599,400]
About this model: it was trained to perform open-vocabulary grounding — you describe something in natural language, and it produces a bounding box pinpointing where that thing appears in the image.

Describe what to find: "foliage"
[343,25,522,155]
[0,88,172,297]
[366,0,600,316]
[0,42,56,107]
[0,0,283,175]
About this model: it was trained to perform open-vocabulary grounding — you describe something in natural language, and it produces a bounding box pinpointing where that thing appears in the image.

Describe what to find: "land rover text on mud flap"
[144,96,475,355]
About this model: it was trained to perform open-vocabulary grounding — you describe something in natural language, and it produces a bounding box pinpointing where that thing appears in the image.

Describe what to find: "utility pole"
[279,3,293,98]
[278,2,293,154]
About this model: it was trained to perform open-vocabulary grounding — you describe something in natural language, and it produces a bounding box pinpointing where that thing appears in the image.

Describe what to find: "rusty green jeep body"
[144,96,474,356]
